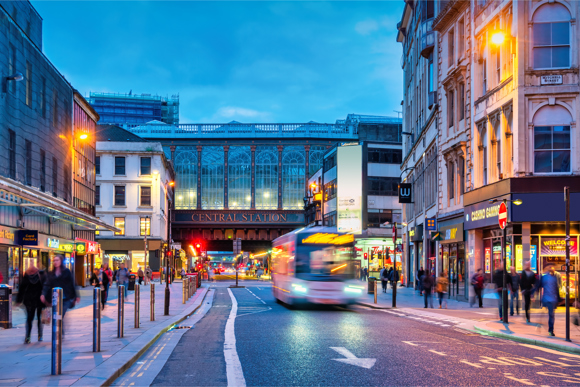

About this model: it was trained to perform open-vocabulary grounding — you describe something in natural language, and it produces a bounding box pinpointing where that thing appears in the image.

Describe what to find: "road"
[114,281,580,386]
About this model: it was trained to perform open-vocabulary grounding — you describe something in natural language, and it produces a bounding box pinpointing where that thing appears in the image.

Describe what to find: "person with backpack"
[16,264,46,343]
[470,268,484,308]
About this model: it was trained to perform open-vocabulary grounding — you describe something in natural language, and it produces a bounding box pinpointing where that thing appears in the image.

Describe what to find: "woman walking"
[90,267,109,309]
[436,271,449,309]
[41,255,79,336]
[138,267,144,285]
[16,264,45,343]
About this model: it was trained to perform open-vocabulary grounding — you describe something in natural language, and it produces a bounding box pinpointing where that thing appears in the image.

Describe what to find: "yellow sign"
[301,233,355,245]
[76,242,86,254]
[409,230,415,237]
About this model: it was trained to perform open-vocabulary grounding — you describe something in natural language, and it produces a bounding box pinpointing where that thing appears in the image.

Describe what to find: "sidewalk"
[0,280,209,387]
[360,284,580,354]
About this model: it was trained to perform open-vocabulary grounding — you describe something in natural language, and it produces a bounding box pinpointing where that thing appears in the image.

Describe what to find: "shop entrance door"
[457,243,466,299]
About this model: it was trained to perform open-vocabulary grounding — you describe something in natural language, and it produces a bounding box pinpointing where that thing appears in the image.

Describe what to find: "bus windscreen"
[295,244,355,281]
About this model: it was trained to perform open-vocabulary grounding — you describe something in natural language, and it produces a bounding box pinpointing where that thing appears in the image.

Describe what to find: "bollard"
[93,287,101,352]
[374,280,377,304]
[164,286,170,316]
[392,280,397,308]
[118,285,125,338]
[182,278,187,304]
[150,283,155,321]
[134,284,140,329]
[51,287,63,375]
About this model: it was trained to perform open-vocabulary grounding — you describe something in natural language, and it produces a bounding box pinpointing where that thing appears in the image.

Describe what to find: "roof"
[95,124,150,142]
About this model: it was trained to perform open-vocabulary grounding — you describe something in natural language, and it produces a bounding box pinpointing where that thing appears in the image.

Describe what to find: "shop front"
[410,225,424,279]
[98,238,163,274]
[74,239,100,287]
[0,226,19,289]
[438,220,466,300]
[355,237,403,279]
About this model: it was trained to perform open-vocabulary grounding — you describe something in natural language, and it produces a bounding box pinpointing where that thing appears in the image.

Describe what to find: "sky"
[32,1,404,124]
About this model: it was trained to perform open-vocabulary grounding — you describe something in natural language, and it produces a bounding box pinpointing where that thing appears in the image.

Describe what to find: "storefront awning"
[0,177,119,232]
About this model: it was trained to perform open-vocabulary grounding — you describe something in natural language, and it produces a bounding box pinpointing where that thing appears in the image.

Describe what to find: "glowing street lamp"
[79,133,88,140]
[491,31,505,45]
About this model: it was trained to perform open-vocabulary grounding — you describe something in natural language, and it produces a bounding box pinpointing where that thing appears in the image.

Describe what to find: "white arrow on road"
[330,347,376,369]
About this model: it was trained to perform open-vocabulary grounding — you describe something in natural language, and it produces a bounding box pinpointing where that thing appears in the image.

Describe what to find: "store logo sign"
[76,242,86,255]
[398,183,412,204]
[47,238,60,249]
[445,228,457,240]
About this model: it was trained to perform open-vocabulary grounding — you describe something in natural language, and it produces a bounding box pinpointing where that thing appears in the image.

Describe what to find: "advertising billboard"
[337,144,362,234]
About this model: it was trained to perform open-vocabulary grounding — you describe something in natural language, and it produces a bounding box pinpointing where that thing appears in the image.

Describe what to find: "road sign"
[498,202,507,229]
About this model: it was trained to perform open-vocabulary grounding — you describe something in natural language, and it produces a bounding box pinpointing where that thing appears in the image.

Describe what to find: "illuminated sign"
[540,237,578,256]
[47,238,60,249]
[59,243,74,252]
[409,229,415,237]
[337,145,362,234]
[426,218,436,231]
[0,228,15,242]
[464,196,511,230]
[175,211,304,224]
[17,230,38,246]
[485,247,491,273]
[76,242,86,255]
[301,233,355,245]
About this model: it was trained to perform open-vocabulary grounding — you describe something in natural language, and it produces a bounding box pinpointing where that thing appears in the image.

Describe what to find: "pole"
[93,287,101,352]
[150,282,155,321]
[134,284,140,329]
[51,287,63,375]
[118,285,124,338]
[374,279,377,304]
[164,248,170,316]
[183,277,187,304]
[565,186,571,341]
[502,199,508,324]
[393,222,397,308]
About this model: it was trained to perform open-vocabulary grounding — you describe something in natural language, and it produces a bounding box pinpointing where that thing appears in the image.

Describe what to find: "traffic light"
[364,253,368,260]
[195,243,201,249]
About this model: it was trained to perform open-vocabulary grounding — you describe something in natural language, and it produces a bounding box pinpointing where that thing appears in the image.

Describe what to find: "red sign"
[392,225,397,245]
[498,202,507,229]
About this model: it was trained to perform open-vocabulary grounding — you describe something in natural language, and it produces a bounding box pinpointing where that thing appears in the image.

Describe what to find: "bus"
[271,227,364,306]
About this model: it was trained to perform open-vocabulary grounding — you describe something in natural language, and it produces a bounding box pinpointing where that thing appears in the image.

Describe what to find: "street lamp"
[489,197,522,324]
[491,31,505,45]
[2,72,23,93]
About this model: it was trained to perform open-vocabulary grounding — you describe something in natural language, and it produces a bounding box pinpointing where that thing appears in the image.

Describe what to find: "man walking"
[417,266,425,295]
[470,269,484,308]
[422,271,434,308]
[380,266,388,293]
[116,263,129,299]
[493,267,512,321]
[538,264,559,336]
[510,266,520,316]
[520,261,536,323]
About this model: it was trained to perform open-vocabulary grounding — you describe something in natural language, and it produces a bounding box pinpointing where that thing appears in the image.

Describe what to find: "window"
[52,89,58,128]
[324,180,337,201]
[428,54,434,93]
[255,146,278,210]
[140,186,152,206]
[496,46,501,84]
[448,28,455,67]
[482,59,487,94]
[368,177,399,196]
[532,3,571,69]
[459,83,465,121]
[140,217,151,236]
[459,157,465,195]
[63,166,70,202]
[495,123,502,178]
[479,126,488,185]
[140,157,151,175]
[114,186,126,206]
[174,147,197,210]
[201,146,224,210]
[458,18,465,58]
[228,147,251,209]
[25,140,31,185]
[323,152,336,171]
[448,90,454,129]
[95,185,100,206]
[367,149,403,164]
[309,146,325,176]
[448,162,455,201]
[52,157,58,196]
[114,157,125,175]
[40,77,46,118]
[114,217,125,236]
[95,156,100,175]
[8,44,15,93]
[534,126,570,173]
[25,61,32,107]
[8,130,15,179]
[367,210,392,228]
[40,149,46,192]
[282,146,306,210]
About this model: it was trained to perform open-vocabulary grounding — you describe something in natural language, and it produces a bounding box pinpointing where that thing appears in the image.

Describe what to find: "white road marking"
[402,341,442,347]
[429,350,447,356]
[330,347,376,369]
[475,312,494,315]
[520,343,580,359]
[225,288,246,387]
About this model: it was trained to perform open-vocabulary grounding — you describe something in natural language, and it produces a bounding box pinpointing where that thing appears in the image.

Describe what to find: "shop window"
[140,157,151,175]
[114,217,125,236]
[140,217,151,236]
[114,185,125,206]
[114,156,125,175]
[532,3,571,69]
[140,186,151,206]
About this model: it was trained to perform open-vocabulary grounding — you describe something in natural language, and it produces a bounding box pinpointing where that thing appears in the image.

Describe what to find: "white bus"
[271,227,364,306]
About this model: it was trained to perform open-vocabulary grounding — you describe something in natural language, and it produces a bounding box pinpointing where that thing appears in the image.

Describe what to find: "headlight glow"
[291,284,307,293]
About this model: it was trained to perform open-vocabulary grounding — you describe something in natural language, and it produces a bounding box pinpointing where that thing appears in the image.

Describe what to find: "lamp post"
[489,197,522,324]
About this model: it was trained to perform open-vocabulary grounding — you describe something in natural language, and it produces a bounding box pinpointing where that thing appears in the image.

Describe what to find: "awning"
[0,176,119,232]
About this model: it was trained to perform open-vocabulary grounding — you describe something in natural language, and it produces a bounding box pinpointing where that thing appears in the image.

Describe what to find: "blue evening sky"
[32,1,404,124]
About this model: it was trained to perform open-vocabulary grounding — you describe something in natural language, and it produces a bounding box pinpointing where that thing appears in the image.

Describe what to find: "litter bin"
[128,274,136,291]
[367,277,377,294]
[0,284,13,329]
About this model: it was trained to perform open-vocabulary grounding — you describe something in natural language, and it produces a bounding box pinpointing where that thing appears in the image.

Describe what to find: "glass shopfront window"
[6,246,20,289]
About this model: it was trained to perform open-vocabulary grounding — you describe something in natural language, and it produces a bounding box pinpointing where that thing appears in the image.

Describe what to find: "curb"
[357,302,392,310]
[72,287,210,387]
[473,324,580,355]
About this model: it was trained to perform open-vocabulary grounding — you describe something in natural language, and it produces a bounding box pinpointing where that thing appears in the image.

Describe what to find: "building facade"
[88,92,180,126]
[0,0,115,291]
[95,125,174,273]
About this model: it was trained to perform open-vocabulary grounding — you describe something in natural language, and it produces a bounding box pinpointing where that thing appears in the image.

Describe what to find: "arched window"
[478,123,488,186]
[255,146,278,209]
[533,2,571,69]
[309,146,325,177]
[533,105,572,173]
[282,146,305,210]
[228,147,251,209]
[201,146,224,209]
[174,147,197,209]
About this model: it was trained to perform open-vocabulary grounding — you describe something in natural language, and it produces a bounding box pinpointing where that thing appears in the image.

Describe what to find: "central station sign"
[174,211,304,225]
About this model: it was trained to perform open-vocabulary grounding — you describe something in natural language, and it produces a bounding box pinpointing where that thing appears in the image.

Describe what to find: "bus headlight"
[292,284,307,294]
[345,285,364,294]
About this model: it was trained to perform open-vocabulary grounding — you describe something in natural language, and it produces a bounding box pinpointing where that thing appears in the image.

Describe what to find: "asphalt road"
[115,282,580,386]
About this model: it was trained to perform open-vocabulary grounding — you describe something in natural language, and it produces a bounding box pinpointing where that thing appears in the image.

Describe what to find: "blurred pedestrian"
[538,264,559,336]
[422,271,434,308]
[470,269,484,308]
[510,266,520,316]
[102,263,113,303]
[138,267,144,285]
[493,267,512,320]
[113,267,118,287]
[520,261,536,323]
[16,264,45,343]
[90,267,109,309]
[436,271,449,309]
[390,268,399,290]
[41,255,79,336]
[362,267,368,281]
[116,263,129,299]
[417,266,425,295]
[145,266,152,285]
[181,268,186,278]
[380,267,388,293]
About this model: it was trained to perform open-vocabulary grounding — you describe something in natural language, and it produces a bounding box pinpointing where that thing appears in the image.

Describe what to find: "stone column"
[522,222,531,265]
[251,146,256,210]
[170,146,176,162]
[196,146,202,210]
[224,145,229,209]
[277,145,283,210]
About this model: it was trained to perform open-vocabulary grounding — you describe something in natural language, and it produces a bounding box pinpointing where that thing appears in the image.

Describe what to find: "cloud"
[217,106,270,120]
[355,19,379,35]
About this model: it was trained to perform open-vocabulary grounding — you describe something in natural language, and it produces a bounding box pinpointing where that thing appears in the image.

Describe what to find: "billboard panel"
[337,145,362,234]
